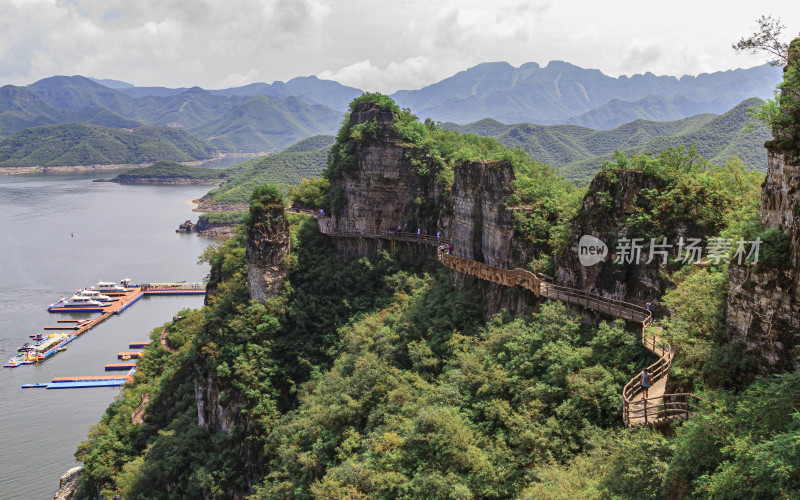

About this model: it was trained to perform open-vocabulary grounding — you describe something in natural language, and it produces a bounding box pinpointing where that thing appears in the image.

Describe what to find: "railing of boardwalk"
[290,209,699,426]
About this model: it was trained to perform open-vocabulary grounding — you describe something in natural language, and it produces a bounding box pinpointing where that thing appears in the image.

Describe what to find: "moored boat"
[76,289,115,302]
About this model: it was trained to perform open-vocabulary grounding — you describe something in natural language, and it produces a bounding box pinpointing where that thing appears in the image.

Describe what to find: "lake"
[0,171,217,499]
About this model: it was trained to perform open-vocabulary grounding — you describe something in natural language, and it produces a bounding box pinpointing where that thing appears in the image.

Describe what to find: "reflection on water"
[0,170,216,499]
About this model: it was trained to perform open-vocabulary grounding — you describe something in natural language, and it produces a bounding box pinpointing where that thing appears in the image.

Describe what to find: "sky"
[1,0,798,93]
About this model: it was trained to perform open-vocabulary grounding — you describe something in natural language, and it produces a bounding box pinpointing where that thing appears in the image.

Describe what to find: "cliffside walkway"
[295,209,698,426]
[160,328,177,354]
[131,393,150,425]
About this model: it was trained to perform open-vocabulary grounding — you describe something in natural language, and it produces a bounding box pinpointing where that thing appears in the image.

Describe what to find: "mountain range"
[0,61,782,158]
[445,97,771,182]
[392,61,781,127]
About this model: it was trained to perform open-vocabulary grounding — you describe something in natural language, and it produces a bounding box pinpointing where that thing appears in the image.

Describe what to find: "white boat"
[76,289,115,302]
[90,280,131,293]
[55,295,106,308]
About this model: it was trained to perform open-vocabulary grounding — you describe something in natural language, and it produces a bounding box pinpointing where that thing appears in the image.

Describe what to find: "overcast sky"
[1,0,798,93]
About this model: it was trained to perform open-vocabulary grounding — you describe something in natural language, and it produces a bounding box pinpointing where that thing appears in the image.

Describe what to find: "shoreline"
[0,153,259,176]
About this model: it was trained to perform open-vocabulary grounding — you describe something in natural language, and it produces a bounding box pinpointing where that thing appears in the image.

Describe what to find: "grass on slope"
[0,123,216,167]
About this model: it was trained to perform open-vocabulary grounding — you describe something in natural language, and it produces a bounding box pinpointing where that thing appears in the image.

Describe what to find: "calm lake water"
[0,171,217,499]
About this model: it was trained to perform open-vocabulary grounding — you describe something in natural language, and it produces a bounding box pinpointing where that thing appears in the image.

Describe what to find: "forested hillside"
[447,98,771,182]
[70,91,800,499]
[0,123,216,167]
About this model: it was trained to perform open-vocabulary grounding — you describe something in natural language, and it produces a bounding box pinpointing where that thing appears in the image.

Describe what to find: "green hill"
[0,85,140,138]
[0,123,217,167]
[446,98,770,183]
[111,161,225,182]
[200,135,332,205]
[191,96,341,153]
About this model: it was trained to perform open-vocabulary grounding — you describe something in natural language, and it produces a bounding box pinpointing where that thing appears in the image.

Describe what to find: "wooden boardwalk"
[307,210,697,426]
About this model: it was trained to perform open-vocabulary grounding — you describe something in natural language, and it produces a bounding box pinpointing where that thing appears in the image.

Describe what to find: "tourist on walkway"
[640,368,651,398]
[437,230,441,242]
[417,228,421,239]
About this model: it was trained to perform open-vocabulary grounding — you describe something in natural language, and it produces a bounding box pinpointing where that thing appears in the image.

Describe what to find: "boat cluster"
[48,278,134,310]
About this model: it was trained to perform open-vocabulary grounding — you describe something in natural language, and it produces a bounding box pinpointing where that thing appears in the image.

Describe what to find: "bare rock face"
[451,160,516,268]
[52,467,82,500]
[246,203,290,303]
[554,170,670,308]
[329,105,534,314]
[727,148,800,370]
[195,370,239,433]
[330,103,450,236]
[725,41,800,370]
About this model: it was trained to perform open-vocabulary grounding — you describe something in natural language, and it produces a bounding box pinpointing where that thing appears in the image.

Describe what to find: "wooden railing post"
[643,398,648,424]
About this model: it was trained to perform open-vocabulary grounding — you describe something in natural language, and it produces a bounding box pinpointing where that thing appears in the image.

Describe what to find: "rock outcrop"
[246,202,290,303]
[328,104,536,314]
[329,103,450,236]
[52,467,82,500]
[727,150,800,369]
[554,170,672,310]
[726,42,800,370]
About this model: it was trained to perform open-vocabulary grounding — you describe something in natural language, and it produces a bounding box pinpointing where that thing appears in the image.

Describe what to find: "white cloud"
[0,0,796,92]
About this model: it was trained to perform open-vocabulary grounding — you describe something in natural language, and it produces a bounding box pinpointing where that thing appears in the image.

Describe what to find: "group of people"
[438,243,452,255]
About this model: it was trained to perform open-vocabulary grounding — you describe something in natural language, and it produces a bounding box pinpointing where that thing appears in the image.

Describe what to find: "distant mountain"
[127,87,240,129]
[445,98,770,183]
[392,61,782,128]
[0,123,216,167]
[115,76,361,112]
[190,95,341,153]
[10,76,345,152]
[29,75,136,115]
[88,78,134,89]
[0,84,140,137]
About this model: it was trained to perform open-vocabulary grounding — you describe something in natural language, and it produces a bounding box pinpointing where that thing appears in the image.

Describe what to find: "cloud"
[0,0,333,87]
[620,40,663,74]
[319,56,447,93]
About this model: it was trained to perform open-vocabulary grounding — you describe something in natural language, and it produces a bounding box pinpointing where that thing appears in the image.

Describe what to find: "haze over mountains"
[0,61,782,166]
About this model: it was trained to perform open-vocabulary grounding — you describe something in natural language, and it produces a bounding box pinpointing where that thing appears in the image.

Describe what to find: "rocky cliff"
[246,202,290,303]
[328,104,537,313]
[727,151,800,369]
[554,169,674,311]
[726,40,800,370]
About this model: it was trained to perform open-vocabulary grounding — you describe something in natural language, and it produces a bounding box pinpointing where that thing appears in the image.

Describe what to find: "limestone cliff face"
[329,105,533,314]
[725,42,800,370]
[451,160,517,268]
[726,148,800,369]
[330,105,521,264]
[330,103,450,236]
[195,370,240,433]
[246,203,290,303]
[554,170,671,309]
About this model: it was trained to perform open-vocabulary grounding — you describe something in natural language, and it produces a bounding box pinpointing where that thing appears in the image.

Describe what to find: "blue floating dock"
[105,362,137,371]
[128,341,151,349]
[47,379,129,389]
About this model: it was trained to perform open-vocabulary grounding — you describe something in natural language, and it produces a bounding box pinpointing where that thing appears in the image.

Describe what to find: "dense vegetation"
[75,205,655,498]
[445,98,771,183]
[0,124,216,167]
[73,72,800,499]
[112,161,224,182]
[191,135,333,209]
